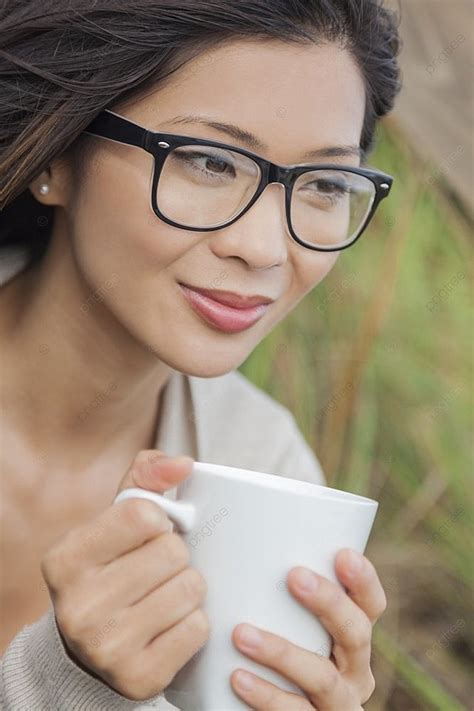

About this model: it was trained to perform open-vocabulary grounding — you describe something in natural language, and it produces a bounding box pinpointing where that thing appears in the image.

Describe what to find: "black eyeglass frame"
[83,109,394,252]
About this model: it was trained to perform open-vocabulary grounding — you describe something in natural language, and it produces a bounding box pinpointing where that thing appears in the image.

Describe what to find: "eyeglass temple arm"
[83,110,147,149]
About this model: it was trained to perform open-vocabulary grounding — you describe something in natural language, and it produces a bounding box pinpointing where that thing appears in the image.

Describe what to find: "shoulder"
[188,370,326,486]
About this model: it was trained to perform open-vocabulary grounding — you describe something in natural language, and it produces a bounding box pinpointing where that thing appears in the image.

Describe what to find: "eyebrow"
[165,114,362,162]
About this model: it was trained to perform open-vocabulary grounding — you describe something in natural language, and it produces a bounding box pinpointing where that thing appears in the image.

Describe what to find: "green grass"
[238,117,473,710]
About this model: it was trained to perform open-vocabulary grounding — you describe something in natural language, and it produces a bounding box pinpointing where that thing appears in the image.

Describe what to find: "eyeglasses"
[83,110,393,252]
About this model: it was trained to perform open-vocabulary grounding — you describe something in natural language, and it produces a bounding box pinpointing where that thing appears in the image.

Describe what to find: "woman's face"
[48,40,365,377]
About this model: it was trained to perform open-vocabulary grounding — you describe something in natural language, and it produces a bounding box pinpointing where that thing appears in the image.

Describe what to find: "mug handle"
[114,488,197,533]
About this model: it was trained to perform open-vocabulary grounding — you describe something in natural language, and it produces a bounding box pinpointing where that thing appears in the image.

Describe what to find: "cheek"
[70,152,199,283]
[263,250,339,330]
[291,250,339,300]
[67,153,208,347]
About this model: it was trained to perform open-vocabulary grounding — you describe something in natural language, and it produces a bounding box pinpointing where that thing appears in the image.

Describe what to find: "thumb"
[116,449,194,497]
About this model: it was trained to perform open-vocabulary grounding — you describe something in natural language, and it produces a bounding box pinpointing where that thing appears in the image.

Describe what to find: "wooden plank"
[384,0,473,215]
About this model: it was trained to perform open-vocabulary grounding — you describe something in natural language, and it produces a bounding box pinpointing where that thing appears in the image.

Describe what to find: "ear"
[28,152,75,208]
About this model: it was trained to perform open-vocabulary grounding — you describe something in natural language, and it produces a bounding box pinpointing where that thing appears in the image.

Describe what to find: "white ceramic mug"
[114,461,378,711]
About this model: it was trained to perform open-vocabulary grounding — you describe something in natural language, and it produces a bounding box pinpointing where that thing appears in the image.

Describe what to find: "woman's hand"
[41,450,210,701]
[231,549,386,710]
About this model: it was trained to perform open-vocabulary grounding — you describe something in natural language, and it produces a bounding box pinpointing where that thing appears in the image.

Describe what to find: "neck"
[0,227,172,469]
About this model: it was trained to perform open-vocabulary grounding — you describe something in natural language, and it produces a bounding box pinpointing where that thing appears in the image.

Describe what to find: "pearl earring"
[39,184,50,195]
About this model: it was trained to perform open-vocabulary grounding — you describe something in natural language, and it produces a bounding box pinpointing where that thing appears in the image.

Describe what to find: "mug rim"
[191,461,378,507]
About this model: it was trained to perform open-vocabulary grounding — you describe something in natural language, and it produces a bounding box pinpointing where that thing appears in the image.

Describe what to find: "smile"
[178,283,271,334]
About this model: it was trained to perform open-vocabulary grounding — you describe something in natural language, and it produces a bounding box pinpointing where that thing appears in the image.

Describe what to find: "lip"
[181,285,275,309]
[179,283,273,334]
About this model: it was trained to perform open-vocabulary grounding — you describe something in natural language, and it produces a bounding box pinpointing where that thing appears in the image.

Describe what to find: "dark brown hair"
[0,0,402,262]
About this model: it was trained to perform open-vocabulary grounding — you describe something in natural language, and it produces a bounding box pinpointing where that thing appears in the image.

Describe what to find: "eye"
[307,177,350,196]
[172,149,236,180]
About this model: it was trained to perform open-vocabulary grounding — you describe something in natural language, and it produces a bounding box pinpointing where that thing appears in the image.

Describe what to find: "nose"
[208,182,289,270]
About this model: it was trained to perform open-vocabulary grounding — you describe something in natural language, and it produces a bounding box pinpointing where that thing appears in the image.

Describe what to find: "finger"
[334,550,388,624]
[59,451,194,574]
[116,449,194,497]
[82,497,173,567]
[231,669,314,710]
[286,567,372,678]
[47,497,172,588]
[83,451,193,566]
[105,608,210,701]
[92,532,191,608]
[139,609,211,695]
[123,566,207,647]
[287,567,373,655]
[232,623,354,710]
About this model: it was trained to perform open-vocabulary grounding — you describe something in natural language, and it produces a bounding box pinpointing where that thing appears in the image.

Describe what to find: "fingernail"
[346,550,363,576]
[235,670,255,691]
[151,455,192,472]
[174,455,194,467]
[295,568,319,594]
[238,624,262,650]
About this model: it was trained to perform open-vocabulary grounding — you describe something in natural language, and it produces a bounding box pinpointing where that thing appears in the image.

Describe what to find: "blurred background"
[240,1,473,709]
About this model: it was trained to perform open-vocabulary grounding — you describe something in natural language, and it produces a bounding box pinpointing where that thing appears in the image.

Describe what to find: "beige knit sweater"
[0,245,326,710]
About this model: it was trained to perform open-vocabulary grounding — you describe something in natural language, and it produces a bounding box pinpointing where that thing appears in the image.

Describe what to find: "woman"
[0,1,401,708]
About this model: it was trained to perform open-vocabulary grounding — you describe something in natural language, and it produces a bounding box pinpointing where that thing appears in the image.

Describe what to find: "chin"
[154,344,251,379]
[142,318,267,377]
[179,355,247,379]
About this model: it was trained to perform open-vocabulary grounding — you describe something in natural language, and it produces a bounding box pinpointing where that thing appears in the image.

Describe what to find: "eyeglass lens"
[156,144,376,248]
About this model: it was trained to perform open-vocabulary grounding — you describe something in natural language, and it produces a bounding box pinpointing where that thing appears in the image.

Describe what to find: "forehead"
[122,40,366,165]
